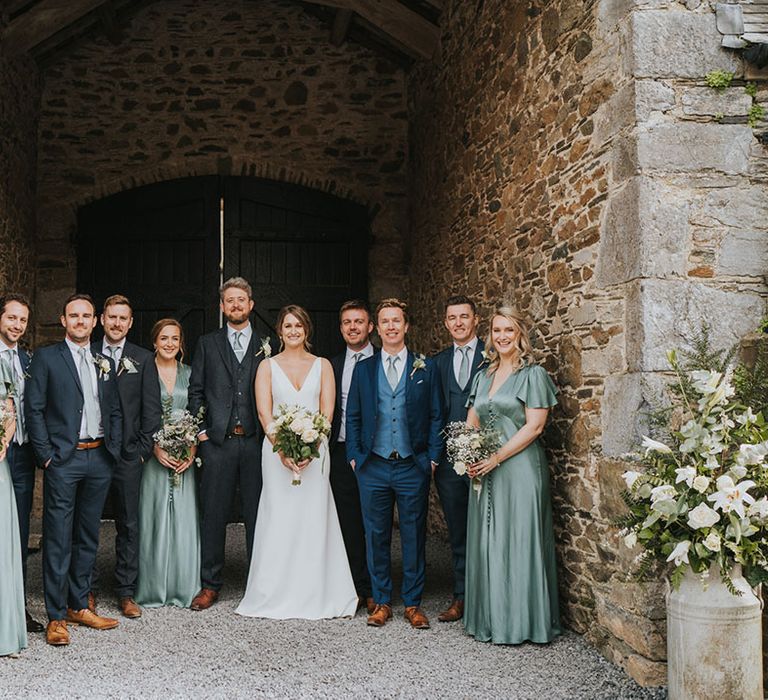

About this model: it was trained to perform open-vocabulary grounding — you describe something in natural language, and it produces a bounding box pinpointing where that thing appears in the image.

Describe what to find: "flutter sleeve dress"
[463,363,561,645]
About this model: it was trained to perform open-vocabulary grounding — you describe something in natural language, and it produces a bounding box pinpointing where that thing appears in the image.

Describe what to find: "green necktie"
[386,356,399,390]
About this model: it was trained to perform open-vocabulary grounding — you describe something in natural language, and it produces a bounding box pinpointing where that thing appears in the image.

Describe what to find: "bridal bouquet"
[620,348,768,592]
[267,404,332,486]
[443,421,500,498]
[153,401,205,488]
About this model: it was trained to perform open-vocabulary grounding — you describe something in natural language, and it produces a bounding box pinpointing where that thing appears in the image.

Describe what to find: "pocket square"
[417,379,424,385]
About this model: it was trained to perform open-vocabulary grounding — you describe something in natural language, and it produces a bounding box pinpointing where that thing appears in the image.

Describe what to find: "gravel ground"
[2,523,667,699]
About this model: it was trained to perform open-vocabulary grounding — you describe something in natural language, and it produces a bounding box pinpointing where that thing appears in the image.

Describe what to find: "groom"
[188,277,263,610]
[346,298,444,629]
[25,294,123,646]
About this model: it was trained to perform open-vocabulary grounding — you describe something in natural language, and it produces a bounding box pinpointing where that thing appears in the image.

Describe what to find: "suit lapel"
[18,347,30,373]
[90,347,108,405]
[214,327,235,378]
[471,340,485,378]
[331,353,344,405]
[439,349,451,406]
[59,342,83,394]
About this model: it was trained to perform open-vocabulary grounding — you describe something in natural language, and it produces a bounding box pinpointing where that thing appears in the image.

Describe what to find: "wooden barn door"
[77,176,221,354]
[223,177,369,358]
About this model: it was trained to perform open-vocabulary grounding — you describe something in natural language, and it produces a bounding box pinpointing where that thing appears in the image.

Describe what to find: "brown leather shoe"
[404,606,430,629]
[367,603,392,627]
[66,608,119,630]
[190,588,219,611]
[438,599,464,622]
[87,592,96,614]
[46,620,69,646]
[120,597,142,619]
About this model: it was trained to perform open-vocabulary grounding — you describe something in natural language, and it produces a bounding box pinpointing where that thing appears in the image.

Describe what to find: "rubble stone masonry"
[407,0,767,685]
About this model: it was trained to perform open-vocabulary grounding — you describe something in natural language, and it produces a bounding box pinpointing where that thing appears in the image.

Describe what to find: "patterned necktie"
[386,355,399,390]
[2,349,24,443]
[233,331,245,363]
[458,346,471,389]
[78,348,100,438]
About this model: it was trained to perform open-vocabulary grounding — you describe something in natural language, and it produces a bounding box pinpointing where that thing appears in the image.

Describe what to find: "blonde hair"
[484,305,534,373]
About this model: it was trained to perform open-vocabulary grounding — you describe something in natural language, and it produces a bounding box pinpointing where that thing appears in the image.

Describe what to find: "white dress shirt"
[102,338,126,365]
[453,336,479,385]
[380,346,408,385]
[66,337,103,439]
[338,343,374,442]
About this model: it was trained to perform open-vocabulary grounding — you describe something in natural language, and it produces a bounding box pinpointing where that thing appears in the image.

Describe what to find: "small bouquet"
[443,421,501,498]
[153,402,205,487]
[267,404,332,486]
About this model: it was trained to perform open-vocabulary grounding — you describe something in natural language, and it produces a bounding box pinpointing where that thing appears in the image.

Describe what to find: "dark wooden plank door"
[223,177,369,358]
[77,176,221,354]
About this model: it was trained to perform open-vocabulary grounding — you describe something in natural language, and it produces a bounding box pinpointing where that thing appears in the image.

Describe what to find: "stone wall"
[407,0,767,686]
[36,0,408,342]
[0,44,40,298]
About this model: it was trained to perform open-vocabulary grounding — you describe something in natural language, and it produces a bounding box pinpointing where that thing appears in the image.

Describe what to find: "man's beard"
[225,310,250,324]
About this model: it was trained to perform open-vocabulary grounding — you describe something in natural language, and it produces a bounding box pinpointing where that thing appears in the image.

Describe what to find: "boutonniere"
[118,356,140,376]
[409,353,427,379]
[93,354,111,379]
[479,350,490,368]
[255,336,272,359]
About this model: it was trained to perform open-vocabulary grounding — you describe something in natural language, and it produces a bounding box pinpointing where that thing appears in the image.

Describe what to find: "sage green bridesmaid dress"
[0,452,27,655]
[464,363,561,644]
[135,362,201,608]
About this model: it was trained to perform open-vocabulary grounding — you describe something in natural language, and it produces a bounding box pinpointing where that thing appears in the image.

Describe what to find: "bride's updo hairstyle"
[484,305,534,373]
[276,304,313,352]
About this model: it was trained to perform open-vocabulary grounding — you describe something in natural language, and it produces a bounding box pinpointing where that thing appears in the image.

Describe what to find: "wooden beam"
[302,0,439,60]
[1,0,110,56]
[330,8,353,46]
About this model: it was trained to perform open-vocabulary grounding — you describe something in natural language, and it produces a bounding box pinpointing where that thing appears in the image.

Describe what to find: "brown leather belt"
[77,438,104,450]
[229,425,246,437]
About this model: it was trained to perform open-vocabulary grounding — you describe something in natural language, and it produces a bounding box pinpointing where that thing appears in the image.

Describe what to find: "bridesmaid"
[464,305,560,645]
[135,319,201,608]
[0,394,27,656]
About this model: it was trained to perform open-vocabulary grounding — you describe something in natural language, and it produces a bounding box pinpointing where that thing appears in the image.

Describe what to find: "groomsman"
[346,298,444,629]
[432,295,485,622]
[188,277,263,610]
[25,294,123,646]
[0,293,43,633]
[92,294,160,618]
[329,300,375,614]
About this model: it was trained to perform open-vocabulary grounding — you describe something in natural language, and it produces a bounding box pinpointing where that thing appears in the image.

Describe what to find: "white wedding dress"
[236,357,358,619]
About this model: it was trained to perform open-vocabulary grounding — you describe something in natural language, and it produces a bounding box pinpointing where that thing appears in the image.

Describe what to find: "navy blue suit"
[433,339,485,600]
[25,341,122,620]
[6,346,35,589]
[346,350,443,607]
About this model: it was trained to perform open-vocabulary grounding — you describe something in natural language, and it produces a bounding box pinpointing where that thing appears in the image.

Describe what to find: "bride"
[236,304,358,619]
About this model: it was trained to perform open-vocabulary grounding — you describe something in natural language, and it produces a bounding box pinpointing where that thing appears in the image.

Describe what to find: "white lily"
[622,470,642,490]
[707,475,756,519]
[623,531,638,548]
[675,466,696,488]
[641,436,672,456]
[736,408,758,426]
[667,540,691,567]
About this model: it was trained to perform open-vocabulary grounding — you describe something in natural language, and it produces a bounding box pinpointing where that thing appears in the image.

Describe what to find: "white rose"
[289,417,305,434]
[692,475,710,493]
[747,497,768,523]
[703,531,721,552]
[650,485,677,503]
[301,428,319,444]
[730,464,748,480]
[453,461,467,476]
[687,502,721,530]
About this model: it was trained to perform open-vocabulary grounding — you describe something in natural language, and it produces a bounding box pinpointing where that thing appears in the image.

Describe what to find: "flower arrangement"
[255,336,272,359]
[153,402,205,487]
[443,420,500,498]
[93,354,111,379]
[620,348,768,592]
[267,404,331,486]
[118,356,139,375]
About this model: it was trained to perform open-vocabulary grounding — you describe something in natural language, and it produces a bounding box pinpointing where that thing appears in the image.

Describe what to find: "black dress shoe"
[26,609,44,633]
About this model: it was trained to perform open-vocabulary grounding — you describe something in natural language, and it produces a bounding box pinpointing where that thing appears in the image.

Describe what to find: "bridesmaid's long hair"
[151,318,185,362]
[276,305,313,352]
[484,305,534,374]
